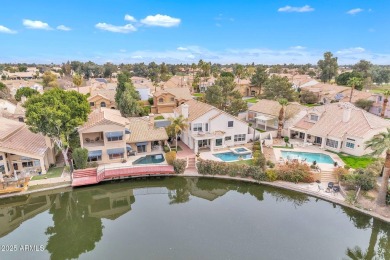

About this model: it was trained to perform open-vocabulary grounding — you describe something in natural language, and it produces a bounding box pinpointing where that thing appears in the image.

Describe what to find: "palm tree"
[234,64,244,84]
[277,98,289,138]
[347,77,363,102]
[72,73,83,93]
[169,115,188,151]
[380,90,390,118]
[344,246,369,260]
[365,128,390,206]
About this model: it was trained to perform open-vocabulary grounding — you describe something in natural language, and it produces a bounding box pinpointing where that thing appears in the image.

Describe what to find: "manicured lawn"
[246,98,259,103]
[154,115,165,120]
[168,146,183,152]
[256,128,266,133]
[193,93,204,97]
[272,145,293,149]
[326,151,375,169]
[304,104,321,107]
[31,167,64,180]
[232,159,254,165]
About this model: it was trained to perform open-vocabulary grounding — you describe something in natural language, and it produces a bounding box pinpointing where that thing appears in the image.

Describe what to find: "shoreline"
[1,173,389,223]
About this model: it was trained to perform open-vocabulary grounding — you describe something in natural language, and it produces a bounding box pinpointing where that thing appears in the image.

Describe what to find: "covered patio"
[254,115,277,131]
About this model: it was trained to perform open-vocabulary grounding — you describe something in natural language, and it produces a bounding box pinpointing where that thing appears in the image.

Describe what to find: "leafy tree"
[220,71,234,78]
[250,66,268,96]
[262,75,296,101]
[365,128,390,206]
[72,148,88,169]
[277,98,288,138]
[269,64,282,74]
[353,60,373,79]
[72,73,83,92]
[347,77,363,102]
[307,70,316,78]
[354,99,374,111]
[102,62,117,78]
[205,76,247,116]
[15,87,39,101]
[42,71,58,88]
[336,71,363,86]
[300,90,319,104]
[24,88,91,166]
[61,61,72,76]
[168,115,188,150]
[117,87,142,117]
[317,52,338,82]
[371,66,390,84]
[233,64,244,83]
[18,65,27,72]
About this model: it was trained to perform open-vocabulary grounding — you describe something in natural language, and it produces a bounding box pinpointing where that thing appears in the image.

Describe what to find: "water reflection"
[0,177,388,260]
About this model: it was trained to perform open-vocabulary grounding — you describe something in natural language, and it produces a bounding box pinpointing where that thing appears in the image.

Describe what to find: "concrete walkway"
[176,141,195,159]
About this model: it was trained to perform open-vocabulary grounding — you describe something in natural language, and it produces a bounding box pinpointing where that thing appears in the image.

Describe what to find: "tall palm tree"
[277,98,289,138]
[365,128,390,206]
[347,77,363,102]
[72,73,83,93]
[380,90,390,118]
[169,115,188,150]
[345,246,369,260]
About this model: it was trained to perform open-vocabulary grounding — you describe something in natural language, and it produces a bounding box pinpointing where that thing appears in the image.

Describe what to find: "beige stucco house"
[0,117,55,176]
[78,108,168,164]
[151,87,193,114]
[289,102,390,156]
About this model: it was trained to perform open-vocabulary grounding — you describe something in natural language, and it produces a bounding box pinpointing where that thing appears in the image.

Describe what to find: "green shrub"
[196,160,263,179]
[163,145,171,153]
[173,159,186,174]
[266,160,275,168]
[87,162,99,168]
[275,162,314,183]
[155,115,165,120]
[148,97,154,105]
[265,169,278,182]
[73,148,88,169]
[165,151,176,165]
[252,144,261,151]
[253,151,266,170]
[284,136,289,143]
[344,165,351,170]
[341,168,376,191]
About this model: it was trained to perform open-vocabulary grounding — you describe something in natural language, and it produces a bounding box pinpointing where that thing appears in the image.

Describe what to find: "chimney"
[342,103,352,123]
[149,113,155,126]
[181,103,189,119]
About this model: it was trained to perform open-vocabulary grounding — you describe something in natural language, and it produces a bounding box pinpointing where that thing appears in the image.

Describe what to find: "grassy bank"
[31,167,64,180]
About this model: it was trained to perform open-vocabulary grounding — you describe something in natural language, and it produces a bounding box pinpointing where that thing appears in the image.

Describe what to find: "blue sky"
[0,0,389,64]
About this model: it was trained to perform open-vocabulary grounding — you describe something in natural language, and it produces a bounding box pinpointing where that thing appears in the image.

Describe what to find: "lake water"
[0,177,389,260]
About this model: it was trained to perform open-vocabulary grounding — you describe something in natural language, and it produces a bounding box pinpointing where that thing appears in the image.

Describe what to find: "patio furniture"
[95,137,100,142]
[328,182,334,189]
[317,185,324,192]
[85,138,90,143]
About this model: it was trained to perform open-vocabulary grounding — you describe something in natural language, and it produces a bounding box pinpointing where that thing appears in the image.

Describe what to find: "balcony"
[83,132,104,147]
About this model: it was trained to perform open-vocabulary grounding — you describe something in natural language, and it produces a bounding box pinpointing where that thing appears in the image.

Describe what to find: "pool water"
[281,151,334,164]
[133,154,165,164]
[214,152,252,162]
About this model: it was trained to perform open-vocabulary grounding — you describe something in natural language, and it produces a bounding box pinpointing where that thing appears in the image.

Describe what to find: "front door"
[299,132,305,139]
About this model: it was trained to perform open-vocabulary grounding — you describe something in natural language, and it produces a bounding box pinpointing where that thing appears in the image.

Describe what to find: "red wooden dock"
[72,165,175,187]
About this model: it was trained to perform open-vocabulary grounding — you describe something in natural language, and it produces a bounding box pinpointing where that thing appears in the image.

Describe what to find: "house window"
[193,123,202,131]
[158,98,164,103]
[18,117,24,122]
[88,155,102,162]
[89,102,95,106]
[22,161,33,168]
[215,138,223,146]
[346,138,355,149]
[0,155,3,160]
[234,134,246,142]
[170,97,175,102]
[225,136,232,141]
[228,121,234,127]
[109,152,124,160]
[310,114,319,121]
[106,132,123,141]
[137,145,147,153]
[100,102,106,107]
[205,123,209,132]
[326,139,339,148]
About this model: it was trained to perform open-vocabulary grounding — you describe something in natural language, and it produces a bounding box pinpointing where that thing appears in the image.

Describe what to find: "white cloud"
[0,25,16,34]
[290,46,306,50]
[140,14,181,27]
[278,5,314,13]
[347,8,363,15]
[131,55,143,59]
[23,19,52,30]
[187,54,195,59]
[124,14,136,22]
[56,25,71,31]
[95,23,137,33]
[177,47,188,51]
[336,47,365,55]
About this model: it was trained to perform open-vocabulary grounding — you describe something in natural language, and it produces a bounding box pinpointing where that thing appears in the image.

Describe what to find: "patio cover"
[105,131,123,138]
[88,150,102,157]
[136,142,148,146]
[255,115,273,121]
[107,148,125,155]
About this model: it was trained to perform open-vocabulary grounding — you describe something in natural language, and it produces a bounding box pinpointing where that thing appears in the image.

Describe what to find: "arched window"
[100,102,106,107]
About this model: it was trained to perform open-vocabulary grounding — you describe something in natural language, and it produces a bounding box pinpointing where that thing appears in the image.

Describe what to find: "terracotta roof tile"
[127,118,168,142]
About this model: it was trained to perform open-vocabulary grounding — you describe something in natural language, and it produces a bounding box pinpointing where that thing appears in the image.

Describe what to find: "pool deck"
[273,146,344,172]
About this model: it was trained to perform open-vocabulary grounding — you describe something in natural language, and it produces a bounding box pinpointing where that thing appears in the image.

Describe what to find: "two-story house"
[247,100,306,136]
[151,88,193,114]
[289,102,390,156]
[174,100,250,153]
[78,108,168,164]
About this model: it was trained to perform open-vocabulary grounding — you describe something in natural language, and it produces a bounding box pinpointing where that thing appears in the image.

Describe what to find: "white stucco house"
[174,100,250,153]
[289,102,390,156]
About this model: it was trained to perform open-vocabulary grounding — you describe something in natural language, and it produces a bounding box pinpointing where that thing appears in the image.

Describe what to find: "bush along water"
[173,159,186,174]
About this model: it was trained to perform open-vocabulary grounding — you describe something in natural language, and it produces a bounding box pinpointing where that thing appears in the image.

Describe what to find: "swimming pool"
[133,154,165,165]
[231,147,252,154]
[213,152,252,162]
[281,151,334,164]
